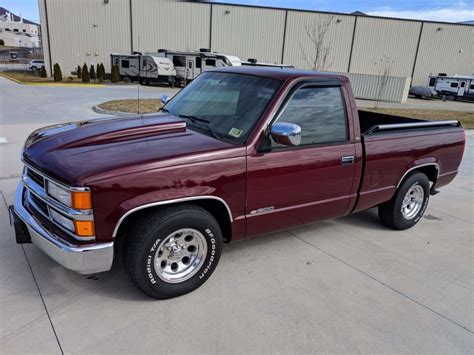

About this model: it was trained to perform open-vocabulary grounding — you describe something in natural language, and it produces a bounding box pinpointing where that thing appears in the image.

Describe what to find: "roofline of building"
[201,1,474,28]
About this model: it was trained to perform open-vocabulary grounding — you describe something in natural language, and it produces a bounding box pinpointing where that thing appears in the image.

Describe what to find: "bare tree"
[300,16,334,71]
[374,55,394,108]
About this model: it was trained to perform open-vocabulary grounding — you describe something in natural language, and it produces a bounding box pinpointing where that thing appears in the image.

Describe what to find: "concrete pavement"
[0,77,473,354]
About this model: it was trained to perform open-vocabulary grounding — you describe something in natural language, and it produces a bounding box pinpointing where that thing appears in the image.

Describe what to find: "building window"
[429,78,436,86]
[470,84,474,90]
[14,29,19,32]
[196,57,201,68]
[272,86,347,148]
[172,55,186,67]
[122,60,129,68]
[0,39,4,46]
[5,28,11,31]
[460,82,465,87]
[23,29,26,32]
[450,82,458,88]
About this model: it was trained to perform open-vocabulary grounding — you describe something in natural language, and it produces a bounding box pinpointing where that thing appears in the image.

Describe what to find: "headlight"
[47,181,71,206]
[47,181,92,210]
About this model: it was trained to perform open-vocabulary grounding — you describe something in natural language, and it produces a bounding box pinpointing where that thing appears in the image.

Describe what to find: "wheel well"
[401,164,438,187]
[114,200,233,246]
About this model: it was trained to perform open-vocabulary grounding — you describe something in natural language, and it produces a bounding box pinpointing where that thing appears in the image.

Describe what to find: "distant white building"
[0,11,40,48]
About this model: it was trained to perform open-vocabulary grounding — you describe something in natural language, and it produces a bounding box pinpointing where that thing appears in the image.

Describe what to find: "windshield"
[163,72,281,144]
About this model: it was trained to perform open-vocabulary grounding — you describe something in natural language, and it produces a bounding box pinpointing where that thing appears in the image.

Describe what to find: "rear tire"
[378,172,430,230]
[123,205,223,299]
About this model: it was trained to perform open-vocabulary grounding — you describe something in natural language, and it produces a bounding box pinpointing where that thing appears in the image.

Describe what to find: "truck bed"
[353,110,465,213]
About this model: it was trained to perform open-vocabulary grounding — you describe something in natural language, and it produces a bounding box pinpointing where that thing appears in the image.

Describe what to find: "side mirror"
[160,94,170,105]
[270,122,302,146]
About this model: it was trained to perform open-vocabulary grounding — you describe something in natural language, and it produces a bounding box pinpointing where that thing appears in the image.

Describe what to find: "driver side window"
[272,86,348,148]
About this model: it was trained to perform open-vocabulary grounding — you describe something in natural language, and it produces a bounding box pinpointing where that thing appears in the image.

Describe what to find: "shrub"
[53,63,62,82]
[40,65,47,78]
[77,65,82,79]
[97,63,104,82]
[111,64,120,83]
[82,63,90,82]
[90,64,96,81]
[67,76,74,82]
[122,76,130,83]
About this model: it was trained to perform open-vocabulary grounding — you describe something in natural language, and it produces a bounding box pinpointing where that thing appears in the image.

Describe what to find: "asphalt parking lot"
[1,77,473,353]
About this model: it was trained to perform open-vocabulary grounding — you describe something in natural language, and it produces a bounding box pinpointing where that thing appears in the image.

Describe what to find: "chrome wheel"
[154,228,207,283]
[401,184,424,220]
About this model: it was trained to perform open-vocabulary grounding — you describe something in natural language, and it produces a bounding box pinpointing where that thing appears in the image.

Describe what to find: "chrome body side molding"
[396,163,440,188]
[112,196,234,238]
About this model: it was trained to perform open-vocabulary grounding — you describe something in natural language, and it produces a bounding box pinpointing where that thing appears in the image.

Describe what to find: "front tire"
[378,172,430,230]
[123,205,222,299]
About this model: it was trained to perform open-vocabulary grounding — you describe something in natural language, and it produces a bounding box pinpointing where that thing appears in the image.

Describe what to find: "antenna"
[137,36,140,115]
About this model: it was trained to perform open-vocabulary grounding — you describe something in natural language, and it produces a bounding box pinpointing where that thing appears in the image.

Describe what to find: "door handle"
[341,156,355,165]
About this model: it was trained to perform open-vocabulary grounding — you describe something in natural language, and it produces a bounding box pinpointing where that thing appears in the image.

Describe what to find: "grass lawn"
[0,70,106,84]
[98,99,473,129]
[98,99,163,114]
[361,108,474,129]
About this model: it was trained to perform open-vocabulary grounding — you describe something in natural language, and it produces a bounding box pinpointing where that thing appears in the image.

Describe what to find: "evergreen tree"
[40,65,47,78]
[111,65,120,83]
[53,63,62,82]
[82,63,90,82]
[90,64,96,81]
[77,65,82,79]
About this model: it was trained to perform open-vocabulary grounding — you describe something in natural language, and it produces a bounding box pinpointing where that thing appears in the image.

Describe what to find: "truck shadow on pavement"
[19,207,389,303]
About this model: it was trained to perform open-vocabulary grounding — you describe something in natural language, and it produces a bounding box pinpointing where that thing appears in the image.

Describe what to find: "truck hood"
[23,114,239,185]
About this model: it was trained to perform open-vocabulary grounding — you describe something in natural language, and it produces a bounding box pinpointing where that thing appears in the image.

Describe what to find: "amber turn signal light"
[72,191,92,210]
[74,220,95,237]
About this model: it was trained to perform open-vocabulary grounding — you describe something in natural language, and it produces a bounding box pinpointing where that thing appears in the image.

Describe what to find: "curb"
[0,72,106,87]
[92,105,140,116]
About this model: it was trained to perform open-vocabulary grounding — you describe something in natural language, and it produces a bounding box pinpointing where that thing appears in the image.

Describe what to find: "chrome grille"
[29,191,49,217]
[26,167,45,188]
[21,163,95,241]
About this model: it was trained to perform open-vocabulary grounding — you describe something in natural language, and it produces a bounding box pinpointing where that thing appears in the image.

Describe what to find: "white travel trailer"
[110,53,176,86]
[428,74,474,100]
[154,48,241,84]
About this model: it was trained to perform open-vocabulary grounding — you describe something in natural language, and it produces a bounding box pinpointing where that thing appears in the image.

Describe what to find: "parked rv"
[110,53,176,86]
[155,48,241,84]
[428,74,474,100]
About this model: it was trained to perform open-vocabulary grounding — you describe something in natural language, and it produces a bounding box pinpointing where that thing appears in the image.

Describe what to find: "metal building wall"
[211,4,285,63]
[40,0,131,74]
[349,17,422,78]
[38,0,473,92]
[283,11,355,71]
[38,0,51,75]
[412,23,474,86]
[336,72,411,102]
[131,0,211,54]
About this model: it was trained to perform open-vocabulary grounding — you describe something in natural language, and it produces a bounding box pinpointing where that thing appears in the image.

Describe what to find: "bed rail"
[366,120,461,134]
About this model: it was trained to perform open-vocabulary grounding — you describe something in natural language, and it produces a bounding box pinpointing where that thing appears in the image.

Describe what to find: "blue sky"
[2,0,473,23]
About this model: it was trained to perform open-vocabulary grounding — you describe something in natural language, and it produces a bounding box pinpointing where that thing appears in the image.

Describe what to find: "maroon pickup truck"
[11,67,465,299]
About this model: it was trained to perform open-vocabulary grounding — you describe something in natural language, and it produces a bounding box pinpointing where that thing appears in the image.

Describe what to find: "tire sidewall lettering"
[145,238,161,285]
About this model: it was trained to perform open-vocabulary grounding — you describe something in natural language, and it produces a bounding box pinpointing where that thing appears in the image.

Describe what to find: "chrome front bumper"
[13,182,114,274]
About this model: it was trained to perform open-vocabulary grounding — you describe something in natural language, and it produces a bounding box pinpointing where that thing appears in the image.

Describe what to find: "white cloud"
[366,7,474,23]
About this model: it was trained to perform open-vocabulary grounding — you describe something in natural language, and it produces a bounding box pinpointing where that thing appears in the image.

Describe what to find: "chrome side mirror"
[160,94,170,105]
[270,122,302,146]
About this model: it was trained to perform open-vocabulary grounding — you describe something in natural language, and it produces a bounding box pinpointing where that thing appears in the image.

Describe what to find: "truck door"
[186,60,194,80]
[246,82,357,236]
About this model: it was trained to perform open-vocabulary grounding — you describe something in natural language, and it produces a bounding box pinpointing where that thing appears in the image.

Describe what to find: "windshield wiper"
[178,114,222,139]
